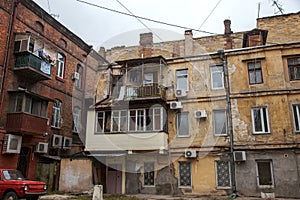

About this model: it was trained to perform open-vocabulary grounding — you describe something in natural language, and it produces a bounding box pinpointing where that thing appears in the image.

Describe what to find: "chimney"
[139,32,153,47]
[139,33,153,58]
[98,47,106,59]
[224,19,232,35]
[184,30,193,56]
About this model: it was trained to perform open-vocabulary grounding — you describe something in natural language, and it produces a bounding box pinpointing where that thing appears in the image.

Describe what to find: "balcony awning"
[116,56,167,67]
[8,89,53,101]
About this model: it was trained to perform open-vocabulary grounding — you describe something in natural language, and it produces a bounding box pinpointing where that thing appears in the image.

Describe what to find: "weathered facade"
[86,12,300,198]
[0,0,105,192]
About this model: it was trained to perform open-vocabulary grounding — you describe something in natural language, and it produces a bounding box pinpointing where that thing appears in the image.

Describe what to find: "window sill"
[51,126,61,130]
[55,76,65,82]
[252,132,271,135]
[177,135,191,138]
[214,134,228,137]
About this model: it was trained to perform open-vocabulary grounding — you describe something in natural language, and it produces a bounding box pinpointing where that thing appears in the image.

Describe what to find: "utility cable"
[196,0,223,35]
[115,0,164,42]
[76,0,281,46]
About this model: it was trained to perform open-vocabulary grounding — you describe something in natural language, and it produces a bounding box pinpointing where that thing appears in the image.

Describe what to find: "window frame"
[111,110,127,132]
[51,99,62,129]
[176,112,190,137]
[178,161,192,188]
[143,162,155,187]
[287,57,300,81]
[215,160,231,189]
[292,104,300,133]
[176,69,189,91]
[251,107,270,134]
[56,53,65,79]
[72,107,81,133]
[213,110,227,136]
[248,61,263,84]
[210,65,224,90]
[95,111,105,134]
[256,160,274,188]
[75,64,83,89]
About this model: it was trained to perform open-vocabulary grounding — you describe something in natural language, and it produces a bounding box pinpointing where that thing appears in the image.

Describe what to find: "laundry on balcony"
[38,49,55,65]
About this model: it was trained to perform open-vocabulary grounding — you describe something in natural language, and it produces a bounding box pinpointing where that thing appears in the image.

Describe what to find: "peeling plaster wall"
[59,159,93,192]
[235,151,300,198]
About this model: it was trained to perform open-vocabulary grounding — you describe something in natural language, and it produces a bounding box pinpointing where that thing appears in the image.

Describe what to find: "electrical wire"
[76,0,281,46]
[115,0,164,42]
[196,0,223,34]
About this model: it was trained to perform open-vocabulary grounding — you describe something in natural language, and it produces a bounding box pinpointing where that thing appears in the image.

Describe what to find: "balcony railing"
[6,112,48,135]
[125,83,166,100]
[14,53,52,81]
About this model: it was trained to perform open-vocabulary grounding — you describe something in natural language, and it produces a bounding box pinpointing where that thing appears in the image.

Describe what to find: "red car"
[0,169,47,200]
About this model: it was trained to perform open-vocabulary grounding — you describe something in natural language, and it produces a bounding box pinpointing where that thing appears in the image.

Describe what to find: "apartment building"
[86,12,300,198]
[0,0,105,192]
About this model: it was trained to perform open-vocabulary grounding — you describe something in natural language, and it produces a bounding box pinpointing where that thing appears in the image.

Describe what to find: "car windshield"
[2,170,25,180]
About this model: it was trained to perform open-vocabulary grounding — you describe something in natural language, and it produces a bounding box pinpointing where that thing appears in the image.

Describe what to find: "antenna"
[257,2,261,18]
[47,0,60,19]
[271,0,284,14]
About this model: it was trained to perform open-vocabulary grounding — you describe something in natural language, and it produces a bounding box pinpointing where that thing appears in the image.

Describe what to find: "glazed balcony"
[123,83,166,100]
[6,113,48,135]
[14,53,52,81]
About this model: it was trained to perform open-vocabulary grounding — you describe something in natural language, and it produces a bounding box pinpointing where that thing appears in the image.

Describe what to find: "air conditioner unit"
[194,110,207,118]
[234,151,246,162]
[63,137,72,149]
[185,150,197,158]
[2,134,22,154]
[35,142,48,153]
[175,89,187,97]
[72,72,80,80]
[52,134,63,149]
[170,101,183,109]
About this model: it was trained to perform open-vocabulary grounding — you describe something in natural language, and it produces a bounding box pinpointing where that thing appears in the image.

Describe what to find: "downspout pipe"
[0,0,19,115]
[218,50,236,194]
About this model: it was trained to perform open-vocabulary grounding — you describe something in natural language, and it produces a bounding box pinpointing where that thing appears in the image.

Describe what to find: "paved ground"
[39,193,300,200]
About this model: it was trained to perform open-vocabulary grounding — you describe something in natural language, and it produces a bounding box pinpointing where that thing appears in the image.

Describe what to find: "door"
[17,147,30,178]
[106,164,122,194]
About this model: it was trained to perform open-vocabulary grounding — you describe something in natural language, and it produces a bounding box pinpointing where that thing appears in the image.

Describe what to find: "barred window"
[143,162,155,186]
[215,160,231,189]
[178,162,191,187]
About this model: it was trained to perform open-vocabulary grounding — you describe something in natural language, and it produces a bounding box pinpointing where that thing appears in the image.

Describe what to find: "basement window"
[256,160,274,188]
[143,162,155,186]
[178,161,192,188]
[215,160,231,189]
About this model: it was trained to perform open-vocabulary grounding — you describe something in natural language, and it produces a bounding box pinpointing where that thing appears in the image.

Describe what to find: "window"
[51,99,62,128]
[248,61,263,84]
[111,110,127,132]
[176,69,188,90]
[9,93,47,117]
[215,160,231,189]
[96,111,105,133]
[256,160,274,187]
[177,112,189,137]
[72,107,81,133]
[75,64,83,89]
[56,53,65,78]
[251,107,270,134]
[129,109,145,132]
[292,104,300,132]
[178,162,191,187]
[288,57,300,81]
[143,73,154,85]
[35,21,44,33]
[143,162,155,186]
[210,66,224,89]
[213,110,227,136]
[146,107,163,131]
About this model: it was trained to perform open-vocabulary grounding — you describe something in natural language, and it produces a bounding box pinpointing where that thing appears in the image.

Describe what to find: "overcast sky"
[33,0,300,51]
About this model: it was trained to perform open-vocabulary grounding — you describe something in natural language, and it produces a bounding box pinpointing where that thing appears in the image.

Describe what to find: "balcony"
[124,83,166,100]
[14,53,52,81]
[6,113,48,135]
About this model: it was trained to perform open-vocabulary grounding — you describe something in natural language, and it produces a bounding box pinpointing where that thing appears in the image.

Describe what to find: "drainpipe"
[0,0,19,115]
[218,50,236,194]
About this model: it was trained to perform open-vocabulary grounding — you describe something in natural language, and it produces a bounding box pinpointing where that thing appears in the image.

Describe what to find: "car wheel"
[3,191,18,200]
